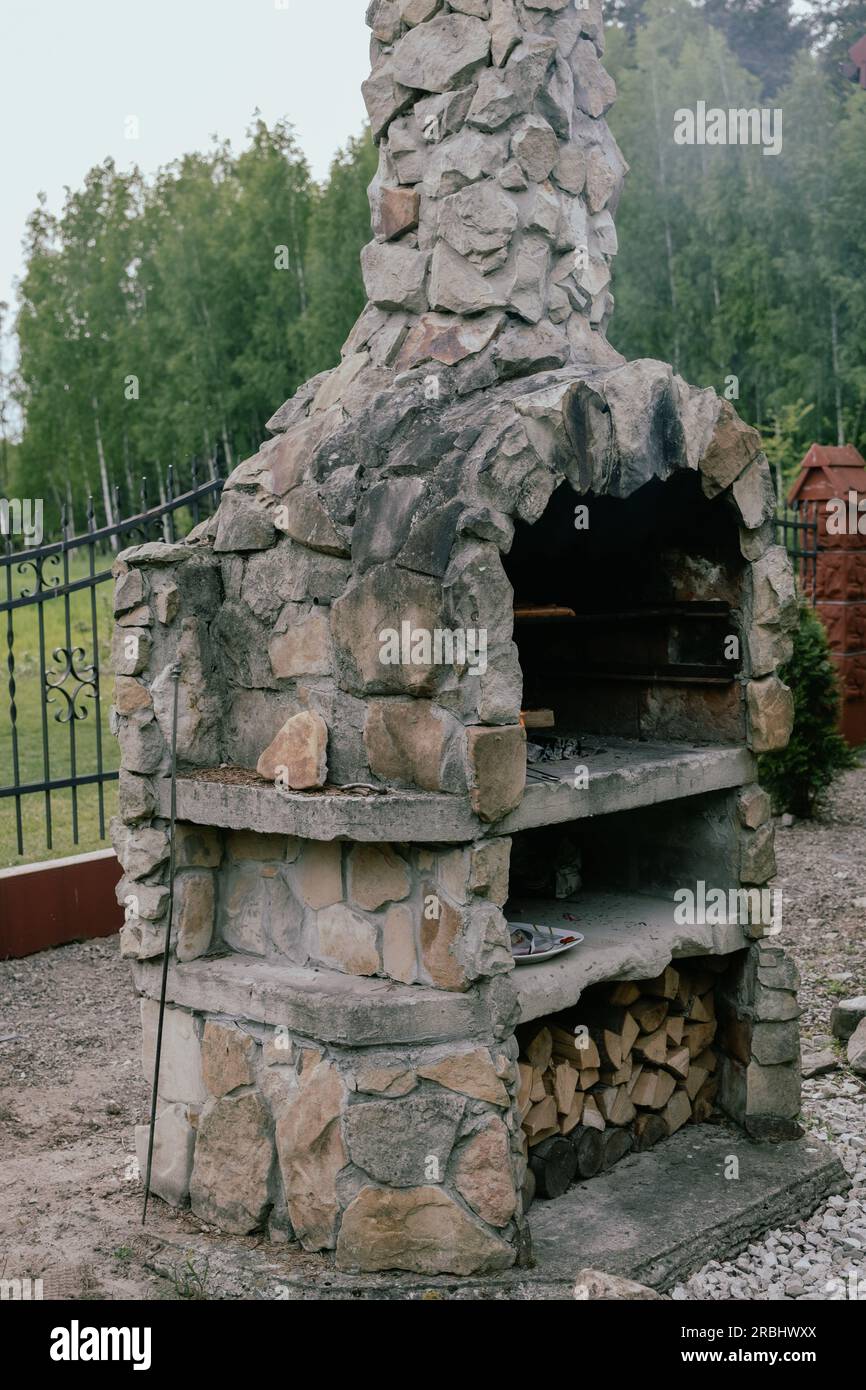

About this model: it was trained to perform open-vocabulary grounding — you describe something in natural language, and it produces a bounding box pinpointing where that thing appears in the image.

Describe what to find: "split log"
[629,998,669,1034]
[683,1020,717,1058]
[599,1056,633,1087]
[529,1134,578,1198]
[630,1067,677,1111]
[666,1016,685,1045]
[684,1064,709,1102]
[694,1047,718,1074]
[525,1095,557,1136]
[633,1025,668,1066]
[633,1112,667,1151]
[609,981,640,1006]
[554,1062,579,1116]
[596,1086,637,1127]
[526,1027,553,1072]
[691,1076,719,1124]
[550,1025,600,1070]
[560,1091,585,1135]
[660,1089,692,1136]
[602,1127,633,1170]
[577,1067,600,1091]
[661,1045,691,1081]
[686,992,713,1024]
[530,1070,547,1103]
[580,1095,605,1131]
[517,1062,533,1119]
[626,1062,644,1095]
[569,1006,639,1071]
[572,1125,604,1178]
[637,964,679,1000]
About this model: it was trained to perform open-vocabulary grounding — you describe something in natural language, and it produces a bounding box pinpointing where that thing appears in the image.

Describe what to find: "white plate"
[509,922,584,965]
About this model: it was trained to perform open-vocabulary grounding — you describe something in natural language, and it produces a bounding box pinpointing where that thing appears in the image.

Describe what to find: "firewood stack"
[517,964,721,1201]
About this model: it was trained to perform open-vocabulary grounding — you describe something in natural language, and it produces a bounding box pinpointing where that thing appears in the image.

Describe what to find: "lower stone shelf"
[132,954,494,1047]
[159,740,755,843]
[512,890,751,1025]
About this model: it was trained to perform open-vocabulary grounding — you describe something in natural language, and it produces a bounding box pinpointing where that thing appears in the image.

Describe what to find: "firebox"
[111,0,815,1280]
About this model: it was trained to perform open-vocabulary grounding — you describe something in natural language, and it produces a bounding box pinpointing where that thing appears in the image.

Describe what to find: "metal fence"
[775,499,819,606]
[1,466,223,858]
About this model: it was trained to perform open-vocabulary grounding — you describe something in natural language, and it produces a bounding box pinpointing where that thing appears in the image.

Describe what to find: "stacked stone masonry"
[112,0,803,1277]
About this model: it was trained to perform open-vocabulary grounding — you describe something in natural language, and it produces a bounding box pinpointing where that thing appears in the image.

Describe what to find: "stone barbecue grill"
[111,0,807,1277]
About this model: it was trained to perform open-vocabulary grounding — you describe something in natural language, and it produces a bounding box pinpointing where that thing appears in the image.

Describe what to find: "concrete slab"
[514,891,750,1023]
[527,1125,849,1292]
[160,742,754,844]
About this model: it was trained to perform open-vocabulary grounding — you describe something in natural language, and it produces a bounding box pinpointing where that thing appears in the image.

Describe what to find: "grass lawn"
[1,544,119,868]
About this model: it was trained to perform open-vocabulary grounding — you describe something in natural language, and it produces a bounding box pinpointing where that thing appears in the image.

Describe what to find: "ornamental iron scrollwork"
[45,645,99,724]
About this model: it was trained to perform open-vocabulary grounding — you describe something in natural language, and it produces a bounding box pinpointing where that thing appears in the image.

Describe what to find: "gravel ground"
[1,768,864,1301]
[672,766,866,1301]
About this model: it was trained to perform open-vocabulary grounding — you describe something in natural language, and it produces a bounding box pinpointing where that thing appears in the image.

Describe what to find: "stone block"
[175,870,215,963]
[469,838,511,905]
[356,1064,417,1097]
[335,1185,514,1275]
[420,891,468,991]
[344,1092,464,1185]
[391,12,490,92]
[454,1117,516,1226]
[466,724,526,822]
[316,904,380,977]
[268,607,331,678]
[256,710,328,789]
[417,1047,510,1105]
[114,676,152,715]
[360,240,429,314]
[847,1016,866,1075]
[740,823,776,884]
[175,822,223,868]
[737,784,771,831]
[831,995,866,1041]
[201,1021,256,1097]
[745,1059,801,1119]
[372,185,421,242]
[382,904,419,985]
[364,699,447,790]
[140,1000,207,1106]
[114,569,146,614]
[190,1093,274,1233]
[348,844,411,911]
[699,400,761,498]
[275,1059,347,1250]
[751,1020,801,1067]
[747,677,794,753]
[296,840,343,909]
[135,1103,195,1207]
[111,625,151,677]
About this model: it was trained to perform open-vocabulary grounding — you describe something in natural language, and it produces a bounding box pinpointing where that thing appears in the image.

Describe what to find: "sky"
[0,0,370,318]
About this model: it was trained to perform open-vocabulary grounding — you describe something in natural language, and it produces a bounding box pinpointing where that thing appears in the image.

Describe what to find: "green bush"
[758,605,857,818]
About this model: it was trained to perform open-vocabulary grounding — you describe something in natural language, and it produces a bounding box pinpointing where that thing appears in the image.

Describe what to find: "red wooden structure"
[789,444,866,746]
[849,35,866,88]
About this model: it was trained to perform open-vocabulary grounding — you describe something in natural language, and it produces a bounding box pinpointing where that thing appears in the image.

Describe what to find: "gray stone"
[135,1104,196,1207]
[424,129,504,197]
[344,1093,465,1185]
[391,13,490,93]
[353,477,426,572]
[360,240,429,314]
[214,491,276,552]
[141,1000,207,1106]
[336,1184,514,1275]
[429,241,507,315]
[362,56,414,141]
[847,1017,866,1075]
[438,180,519,272]
[490,0,521,67]
[510,115,559,182]
[571,38,617,117]
[468,69,521,131]
[274,487,348,557]
[504,36,558,108]
[831,996,866,1041]
[801,1048,839,1079]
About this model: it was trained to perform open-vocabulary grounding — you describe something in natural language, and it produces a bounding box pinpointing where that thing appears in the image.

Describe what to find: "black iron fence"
[1,467,223,860]
[775,499,819,606]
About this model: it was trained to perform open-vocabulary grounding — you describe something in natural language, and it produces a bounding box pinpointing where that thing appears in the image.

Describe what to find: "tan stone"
[573,1269,664,1300]
[436,848,471,904]
[335,1185,514,1275]
[256,710,328,788]
[699,399,762,497]
[469,838,511,905]
[466,724,526,823]
[348,844,411,911]
[189,1093,274,1234]
[417,1048,510,1106]
[747,677,794,753]
[141,1000,206,1106]
[175,822,223,868]
[268,608,331,678]
[740,823,777,885]
[175,870,215,962]
[201,1021,256,1097]
[420,891,467,991]
[454,1118,516,1227]
[364,700,446,790]
[114,676,152,715]
[737,784,772,830]
[226,829,297,862]
[355,1065,417,1097]
[275,1059,347,1250]
[317,903,380,976]
[382,904,419,985]
[296,840,343,909]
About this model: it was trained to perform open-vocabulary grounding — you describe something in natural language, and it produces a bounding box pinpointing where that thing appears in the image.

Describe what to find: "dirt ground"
[1,768,864,1302]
